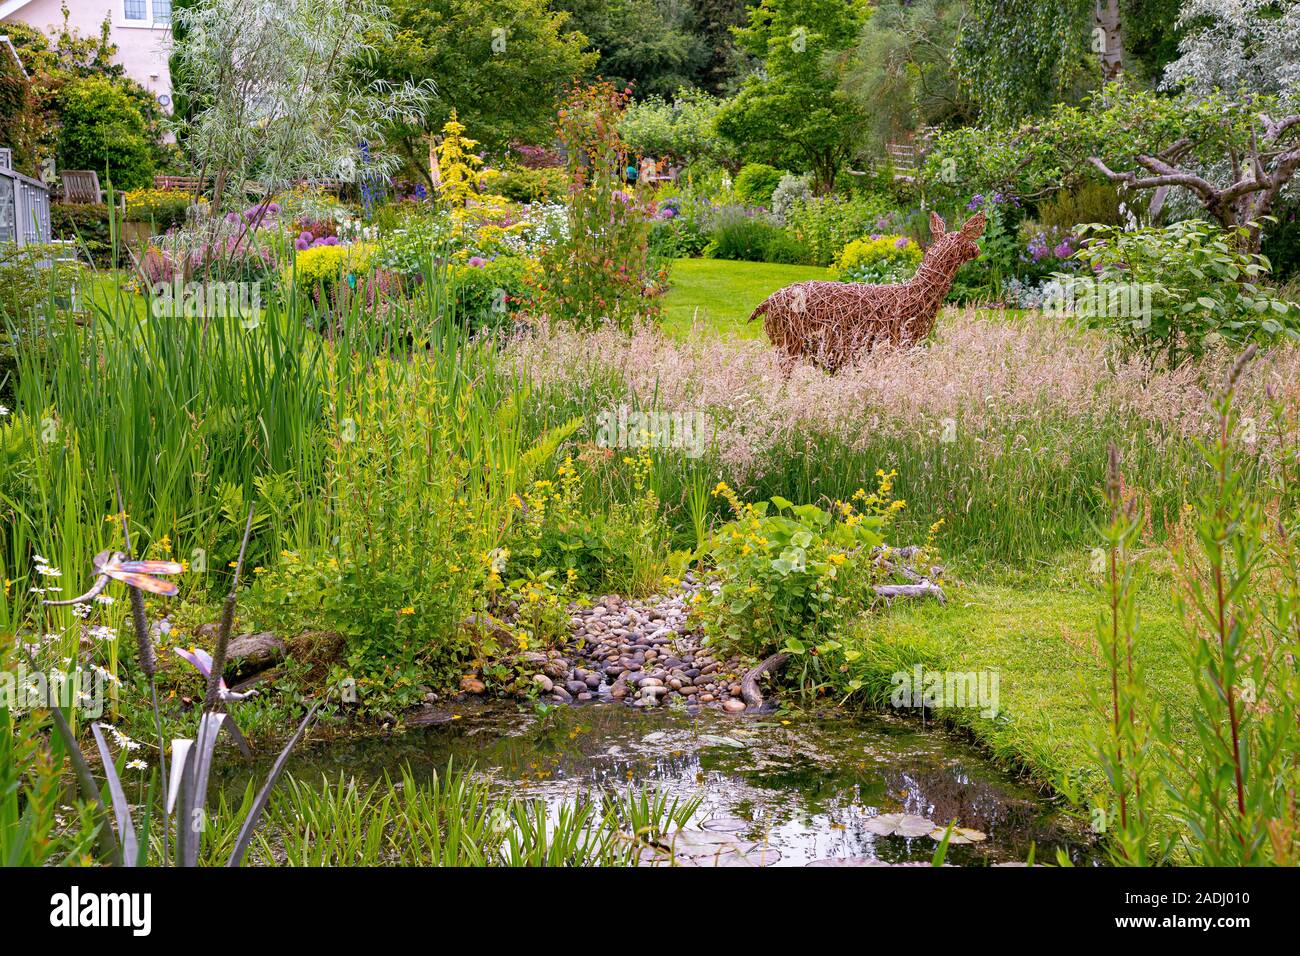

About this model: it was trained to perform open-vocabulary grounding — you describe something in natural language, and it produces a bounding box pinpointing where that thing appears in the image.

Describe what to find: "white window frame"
[121,0,171,28]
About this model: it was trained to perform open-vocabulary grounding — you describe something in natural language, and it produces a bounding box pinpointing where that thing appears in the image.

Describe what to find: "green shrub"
[50,203,115,267]
[1065,219,1300,365]
[450,255,533,332]
[1037,182,1122,230]
[785,193,896,266]
[733,163,786,206]
[770,173,812,223]
[692,482,891,659]
[833,234,922,283]
[124,188,194,228]
[55,75,155,190]
[493,166,568,204]
[705,212,790,262]
[0,244,83,322]
[761,229,812,264]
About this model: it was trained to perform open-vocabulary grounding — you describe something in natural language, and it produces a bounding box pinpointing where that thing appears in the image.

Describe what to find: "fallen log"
[740,652,790,712]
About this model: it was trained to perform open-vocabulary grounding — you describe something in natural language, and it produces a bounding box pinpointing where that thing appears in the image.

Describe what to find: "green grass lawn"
[843,564,1189,801]
[661,257,829,339]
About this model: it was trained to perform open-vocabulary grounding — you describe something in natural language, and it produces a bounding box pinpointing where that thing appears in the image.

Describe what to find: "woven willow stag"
[751,211,985,371]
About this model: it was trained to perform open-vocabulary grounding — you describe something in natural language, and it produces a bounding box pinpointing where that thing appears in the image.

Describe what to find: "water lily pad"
[641,731,670,743]
[929,826,987,844]
[862,813,936,837]
[698,734,746,749]
[701,816,750,832]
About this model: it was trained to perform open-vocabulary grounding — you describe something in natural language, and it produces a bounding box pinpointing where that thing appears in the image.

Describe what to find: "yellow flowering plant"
[693,479,894,658]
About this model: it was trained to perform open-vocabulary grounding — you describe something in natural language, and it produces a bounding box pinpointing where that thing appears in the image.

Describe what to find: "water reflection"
[213,703,1095,866]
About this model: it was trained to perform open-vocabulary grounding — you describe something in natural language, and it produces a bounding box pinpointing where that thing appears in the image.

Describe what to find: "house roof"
[0,2,38,21]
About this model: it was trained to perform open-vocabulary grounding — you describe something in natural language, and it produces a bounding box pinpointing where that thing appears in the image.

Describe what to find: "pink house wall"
[1,0,172,107]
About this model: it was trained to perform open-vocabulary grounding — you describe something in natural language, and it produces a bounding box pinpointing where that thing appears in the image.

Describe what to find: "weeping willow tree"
[954,0,1180,123]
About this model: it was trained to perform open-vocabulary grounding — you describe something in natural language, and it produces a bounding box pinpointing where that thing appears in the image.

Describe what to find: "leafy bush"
[493,166,568,204]
[785,193,896,266]
[288,244,348,296]
[770,173,813,224]
[534,83,658,331]
[0,244,83,321]
[692,481,893,659]
[619,89,733,168]
[733,163,786,206]
[705,210,801,263]
[1064,220,1300,364]
[505,453,673,598]
[449,255,534,332]
[833,234,922,284]
[55,75,155,190]
[374,212,453,277]
[1036,182,1122,230]
[50,203,115,267]
[124,188,195,228]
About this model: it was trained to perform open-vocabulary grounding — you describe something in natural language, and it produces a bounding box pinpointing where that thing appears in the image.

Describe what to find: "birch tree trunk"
[1093,0,1124,81]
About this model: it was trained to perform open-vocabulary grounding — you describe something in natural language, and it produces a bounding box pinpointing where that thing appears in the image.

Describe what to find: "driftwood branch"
[740,652,790,712]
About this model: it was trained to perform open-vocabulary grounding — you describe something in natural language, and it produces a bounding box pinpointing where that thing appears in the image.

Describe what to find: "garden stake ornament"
[751,211,985,371]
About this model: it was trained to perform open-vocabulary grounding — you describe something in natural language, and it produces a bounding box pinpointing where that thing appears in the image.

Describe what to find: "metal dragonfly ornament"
[43,550,185,606]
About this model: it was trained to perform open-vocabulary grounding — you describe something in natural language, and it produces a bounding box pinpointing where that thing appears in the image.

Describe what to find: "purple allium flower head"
[468,256,486,267]
[299,231,313,243]
[894,236,910,250]
[295,238,309,251]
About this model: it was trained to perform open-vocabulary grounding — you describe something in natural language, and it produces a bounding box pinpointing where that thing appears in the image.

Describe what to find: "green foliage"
[375,0,597,161]
[733,163,786,205]
[923,85,1300,234]
[784,193,895,266]
[492,166,568,204]
[449,255,533,332]
[555,0,712,99]
[50,203,115,267]
[535,83,658,331]
[1036,182,1123,230]
[953,0,1095,124]
[839,0,973,149]
[245,764,698,865]
[0,35,43,176]
[505,452,674,598]
[833,233,922,283]
[123,188,194,228]
[716,0,870,192]
[1083,373,1300,865]
[0,244,83,322]
[618,88,734,167]
[704,209,808,263]
[693,482,889,658]
[55,75,155,189]
[1064,220,1300,365]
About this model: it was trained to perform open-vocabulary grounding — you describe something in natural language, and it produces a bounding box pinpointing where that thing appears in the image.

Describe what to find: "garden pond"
[213,703,1097,866]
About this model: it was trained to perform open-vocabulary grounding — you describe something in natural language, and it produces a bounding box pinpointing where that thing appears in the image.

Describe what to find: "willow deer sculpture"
[750,211,986,371]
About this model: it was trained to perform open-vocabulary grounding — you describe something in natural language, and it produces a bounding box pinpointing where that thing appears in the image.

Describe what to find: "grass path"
[661,258,828,339]
[843,566,1190,800]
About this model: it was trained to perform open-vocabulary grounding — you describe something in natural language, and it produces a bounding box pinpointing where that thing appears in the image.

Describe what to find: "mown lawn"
[661,257,829,339]
[843,563,1190,800]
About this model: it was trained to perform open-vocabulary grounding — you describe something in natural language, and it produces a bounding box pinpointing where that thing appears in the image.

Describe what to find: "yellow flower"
[828,553,846,566]
[399,606,415,615]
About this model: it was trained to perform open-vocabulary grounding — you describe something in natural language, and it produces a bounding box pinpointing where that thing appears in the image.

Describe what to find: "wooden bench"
[153,175,209,193]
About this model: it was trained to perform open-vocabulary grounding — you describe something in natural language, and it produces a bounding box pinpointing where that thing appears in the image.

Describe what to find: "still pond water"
[216,703,1096,866]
